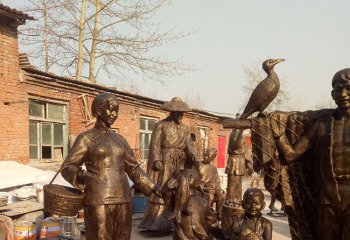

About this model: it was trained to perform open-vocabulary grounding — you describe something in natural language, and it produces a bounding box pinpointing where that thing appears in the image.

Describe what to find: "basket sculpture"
[44,170,84,217]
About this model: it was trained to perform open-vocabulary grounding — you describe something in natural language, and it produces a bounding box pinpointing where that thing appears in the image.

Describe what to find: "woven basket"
[44,170,84,217]
[221,204,245,238]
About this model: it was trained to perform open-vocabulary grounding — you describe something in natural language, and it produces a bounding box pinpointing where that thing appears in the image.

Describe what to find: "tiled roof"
[0,3,34,21]
[19,55,227,120]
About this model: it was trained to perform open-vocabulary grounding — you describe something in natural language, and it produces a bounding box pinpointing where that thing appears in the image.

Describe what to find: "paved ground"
[131,178,291,240]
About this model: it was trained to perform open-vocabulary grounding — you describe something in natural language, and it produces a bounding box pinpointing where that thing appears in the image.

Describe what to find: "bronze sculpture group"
[57,59,350,240]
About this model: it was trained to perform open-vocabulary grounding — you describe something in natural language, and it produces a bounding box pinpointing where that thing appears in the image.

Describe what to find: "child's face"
[243,195,265,217]
[203,151,216,163]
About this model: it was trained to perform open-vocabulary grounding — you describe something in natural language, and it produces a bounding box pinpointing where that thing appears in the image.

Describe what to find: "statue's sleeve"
[276,120,319,163]
[149,122,162,162]
[185,127,198,161]
[61,134,88,190]
[123,137,156,196]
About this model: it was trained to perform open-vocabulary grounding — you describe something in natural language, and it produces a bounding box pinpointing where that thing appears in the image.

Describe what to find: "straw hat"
[161,97,192,112]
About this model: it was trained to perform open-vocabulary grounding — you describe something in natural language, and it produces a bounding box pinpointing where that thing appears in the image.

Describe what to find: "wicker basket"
[44,170,84,217]
[221,204,245,238]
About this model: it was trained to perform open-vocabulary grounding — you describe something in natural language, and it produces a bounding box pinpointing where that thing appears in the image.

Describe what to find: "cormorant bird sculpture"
[240,58,285,119]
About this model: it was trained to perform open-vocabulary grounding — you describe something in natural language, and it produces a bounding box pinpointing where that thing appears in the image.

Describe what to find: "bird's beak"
[272,58,285,65]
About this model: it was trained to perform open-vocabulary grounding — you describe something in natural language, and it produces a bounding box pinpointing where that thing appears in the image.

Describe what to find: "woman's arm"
[61,134,89,190]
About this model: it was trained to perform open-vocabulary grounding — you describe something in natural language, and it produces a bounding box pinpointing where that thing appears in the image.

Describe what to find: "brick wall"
[0,13,231,167]
[0,16,28,162]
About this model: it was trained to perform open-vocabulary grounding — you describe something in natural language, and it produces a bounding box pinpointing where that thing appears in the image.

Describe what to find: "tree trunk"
[43,0,49,72]
[76,0,86,81]
[88,0,100,83]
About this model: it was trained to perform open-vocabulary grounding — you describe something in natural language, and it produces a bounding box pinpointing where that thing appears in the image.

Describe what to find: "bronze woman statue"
[60,92,160,240]
[139,97,198,232]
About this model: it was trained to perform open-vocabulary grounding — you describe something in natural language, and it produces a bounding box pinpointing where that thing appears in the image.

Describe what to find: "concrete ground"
[131,178,291,240]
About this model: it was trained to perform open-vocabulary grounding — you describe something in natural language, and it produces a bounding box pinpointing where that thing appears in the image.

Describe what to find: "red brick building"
[0,4,231,171]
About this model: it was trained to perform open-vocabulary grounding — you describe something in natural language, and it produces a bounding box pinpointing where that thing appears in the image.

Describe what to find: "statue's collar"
[94,121,110,133]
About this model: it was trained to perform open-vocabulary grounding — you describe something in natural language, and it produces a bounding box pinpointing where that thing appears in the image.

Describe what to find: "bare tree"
[18,0,191,84]
[240,61,291,113]
[183,88,204,109]
[313,97,336,110]
[76,0,86,80]
[18,0,69,72]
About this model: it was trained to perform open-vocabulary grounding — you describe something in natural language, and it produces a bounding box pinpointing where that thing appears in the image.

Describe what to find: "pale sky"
[4,0,350,116]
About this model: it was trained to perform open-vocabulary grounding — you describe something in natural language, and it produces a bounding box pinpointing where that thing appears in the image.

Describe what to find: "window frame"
[197,126,210,153]
[139,116,158,160]
[29,98,68,162]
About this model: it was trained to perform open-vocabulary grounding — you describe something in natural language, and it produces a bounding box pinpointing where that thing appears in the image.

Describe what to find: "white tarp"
[0,161,72,190]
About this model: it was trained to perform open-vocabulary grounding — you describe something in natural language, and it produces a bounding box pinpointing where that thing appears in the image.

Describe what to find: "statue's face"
[203,151,216,163]
[171,111,184,124]
[332,81,350,109]
[243,195,265,217]
[97,101,119,126]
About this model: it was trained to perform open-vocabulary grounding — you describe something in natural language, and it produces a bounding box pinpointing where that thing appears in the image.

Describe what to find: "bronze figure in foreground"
[163,168,220,240]
[60,93,160,240]
[274,68,350,240]
[139,97,198,232]
[224,66,350,240]
[230,188,272,240]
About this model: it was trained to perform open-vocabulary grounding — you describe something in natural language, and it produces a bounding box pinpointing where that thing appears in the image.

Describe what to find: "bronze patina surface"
[61,92,160,240]
[240,58,284,119]
[230,188,272,240]
[139,97,198,232]
[198,148,225,219]
[163,169,219,240]
[223,64,350,240]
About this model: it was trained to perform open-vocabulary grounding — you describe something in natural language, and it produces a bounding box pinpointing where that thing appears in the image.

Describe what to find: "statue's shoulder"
[155,119,165,127]
[261,216,272,226]
[114,132,128,143]
[76,128,97,141]
[183,124,190,131]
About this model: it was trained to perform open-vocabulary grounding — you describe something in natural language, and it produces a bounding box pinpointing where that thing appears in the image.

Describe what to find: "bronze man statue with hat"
[139,97,199,233]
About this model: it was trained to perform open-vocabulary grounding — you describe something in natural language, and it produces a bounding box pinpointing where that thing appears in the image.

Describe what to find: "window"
[139,117,157,160]
[29,99,67,161]
[197,126,210,154]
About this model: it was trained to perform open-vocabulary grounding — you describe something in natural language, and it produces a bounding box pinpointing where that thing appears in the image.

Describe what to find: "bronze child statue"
[198,148,225,219]
[60,92,161,240]
[225,129,247,206]
[163,168,219,240]
[231,188,272,240]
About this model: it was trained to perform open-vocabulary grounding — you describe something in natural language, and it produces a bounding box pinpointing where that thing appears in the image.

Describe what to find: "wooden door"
[217,136,226,168]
